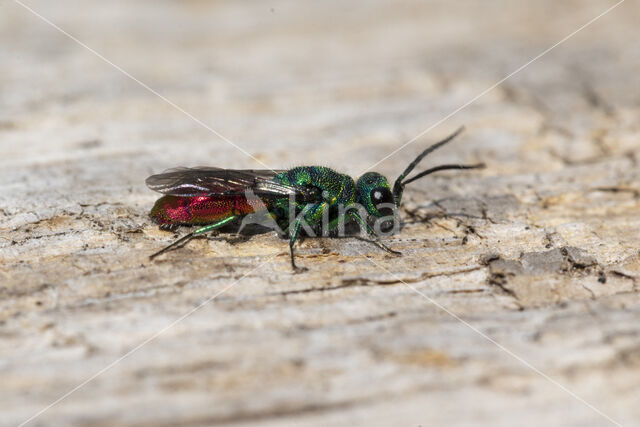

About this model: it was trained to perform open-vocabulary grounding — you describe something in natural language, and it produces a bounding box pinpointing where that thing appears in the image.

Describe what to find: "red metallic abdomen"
[150,195,260,225]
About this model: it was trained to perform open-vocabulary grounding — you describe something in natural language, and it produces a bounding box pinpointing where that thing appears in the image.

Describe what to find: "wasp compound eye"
[370,187,394,207]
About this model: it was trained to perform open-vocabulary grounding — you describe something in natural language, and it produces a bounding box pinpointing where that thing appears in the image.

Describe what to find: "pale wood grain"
[1,1,639,426]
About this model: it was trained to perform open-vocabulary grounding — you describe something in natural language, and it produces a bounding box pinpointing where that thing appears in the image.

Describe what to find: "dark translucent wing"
[146,167,317,200]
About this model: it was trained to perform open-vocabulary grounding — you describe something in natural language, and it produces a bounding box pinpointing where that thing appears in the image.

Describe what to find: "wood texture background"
[2,1,639,426]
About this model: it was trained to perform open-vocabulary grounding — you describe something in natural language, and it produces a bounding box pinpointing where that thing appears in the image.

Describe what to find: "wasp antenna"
[392,126,465,205]
[401,163,485,186]
[396,126,465,185]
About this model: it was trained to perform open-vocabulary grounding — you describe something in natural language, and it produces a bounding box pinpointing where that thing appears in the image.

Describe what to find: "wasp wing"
[146,167,318,201]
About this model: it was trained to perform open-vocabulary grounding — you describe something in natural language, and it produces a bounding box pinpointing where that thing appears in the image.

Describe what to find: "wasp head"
[355,127,484,236]
[356,172,397,233]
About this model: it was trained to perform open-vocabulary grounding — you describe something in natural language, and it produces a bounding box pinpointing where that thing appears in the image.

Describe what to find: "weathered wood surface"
[2,1,640,426]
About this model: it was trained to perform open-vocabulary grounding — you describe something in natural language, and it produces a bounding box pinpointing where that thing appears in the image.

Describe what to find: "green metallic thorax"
[273,166,357,230]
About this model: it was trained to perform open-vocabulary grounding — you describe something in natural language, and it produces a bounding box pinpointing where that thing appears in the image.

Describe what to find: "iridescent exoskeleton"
[146,128,483,270]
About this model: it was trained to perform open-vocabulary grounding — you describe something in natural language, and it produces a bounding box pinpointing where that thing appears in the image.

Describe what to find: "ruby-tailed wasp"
[146,127,483,271]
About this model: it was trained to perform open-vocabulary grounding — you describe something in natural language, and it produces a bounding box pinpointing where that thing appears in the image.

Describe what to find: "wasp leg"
[349,212,401,256]
[287,205,318,272]
[150,216,237,260]
[288,217,308,273]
